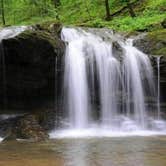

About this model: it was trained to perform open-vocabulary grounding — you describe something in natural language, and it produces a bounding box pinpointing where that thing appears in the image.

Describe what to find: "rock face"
[161,18,166,28]
[0,25,65,110]
[133,29,166,56]
[133,29,166,113]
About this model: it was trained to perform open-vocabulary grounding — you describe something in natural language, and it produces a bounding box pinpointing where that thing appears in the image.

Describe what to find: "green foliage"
[120,0,129,4]
[104,13,165,32]
[59,0,166,32]
[0,0,58,26]
[0,0,165,32]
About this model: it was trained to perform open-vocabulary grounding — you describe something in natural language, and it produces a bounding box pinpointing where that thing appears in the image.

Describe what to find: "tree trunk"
[127,2,136,17]
[1,0,5,25]
[105,0,111,21]
[52,0,60,7]
[85,0,91,20]
[43,0,47,14]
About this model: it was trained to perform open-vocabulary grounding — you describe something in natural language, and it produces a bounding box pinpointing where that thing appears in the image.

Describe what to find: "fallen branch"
[109,0,143,18]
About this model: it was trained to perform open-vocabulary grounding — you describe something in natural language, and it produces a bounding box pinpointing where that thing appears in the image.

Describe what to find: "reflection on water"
[0,137,166,166]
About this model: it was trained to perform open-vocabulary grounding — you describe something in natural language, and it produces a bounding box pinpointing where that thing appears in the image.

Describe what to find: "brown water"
[0,136,166,166]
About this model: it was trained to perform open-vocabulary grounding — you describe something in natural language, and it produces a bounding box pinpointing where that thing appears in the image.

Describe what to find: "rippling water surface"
[0,136,166,166]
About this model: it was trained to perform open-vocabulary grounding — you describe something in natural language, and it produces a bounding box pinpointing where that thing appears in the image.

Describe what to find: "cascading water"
[62,29,90,128]
[0,26,28,40]
[121,39,155,129]
[156,56,161,119]
[50,27,166,138]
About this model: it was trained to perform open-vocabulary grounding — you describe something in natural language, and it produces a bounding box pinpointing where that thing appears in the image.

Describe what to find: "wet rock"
[3,114,49,142]
[0,26,64,110]
[49,23,62,37]
[112,41,123,61]
[133,29,166,56]
[0,116,18,137]
[133,30,166,76]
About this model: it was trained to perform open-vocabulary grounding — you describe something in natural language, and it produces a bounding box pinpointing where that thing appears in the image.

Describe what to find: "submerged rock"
[112,41,123,61]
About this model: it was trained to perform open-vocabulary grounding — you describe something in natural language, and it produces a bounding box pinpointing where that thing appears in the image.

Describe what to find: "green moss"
[16,29,58,48]
[39,21,62,32]
[153,48,166,56]
[146,29,166,56]
[147,29,166,41]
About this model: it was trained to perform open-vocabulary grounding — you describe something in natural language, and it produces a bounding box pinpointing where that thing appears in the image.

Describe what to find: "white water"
[0,26,28,40]
[121,39,155,129]
[50,27,166,138]
[0,137,3,142]
[157,56,161,119]
[62,29,89,128]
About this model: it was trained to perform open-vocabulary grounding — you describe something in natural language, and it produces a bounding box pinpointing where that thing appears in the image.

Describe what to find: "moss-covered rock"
[133,29,166,56]
[17,30,58,48]
[32,21,62,37]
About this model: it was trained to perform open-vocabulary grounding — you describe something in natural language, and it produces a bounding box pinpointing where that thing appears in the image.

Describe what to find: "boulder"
[3,114,49,142]
[133,29,166,56]
[0,26,65,110]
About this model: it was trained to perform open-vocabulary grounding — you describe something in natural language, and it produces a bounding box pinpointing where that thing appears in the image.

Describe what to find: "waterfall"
[156,56,161,120]
[62,28,90,128]
[0,26,28,40]
[50,27,166,138]
[121,39,154,129]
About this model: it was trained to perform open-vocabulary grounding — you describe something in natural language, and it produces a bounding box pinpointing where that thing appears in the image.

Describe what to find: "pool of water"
[0,136,166,166]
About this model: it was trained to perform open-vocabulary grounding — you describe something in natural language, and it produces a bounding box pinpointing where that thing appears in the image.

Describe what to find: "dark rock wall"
[0,28,65,112]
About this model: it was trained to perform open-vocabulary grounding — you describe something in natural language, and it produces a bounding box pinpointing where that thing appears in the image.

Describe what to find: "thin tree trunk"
[43,0,47,15]
[109,0,139,18]
[1,0,5,25]
[105,0,111,21]
[52,0,60,7]
[127,2,136,17]
[85,0,91,20]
